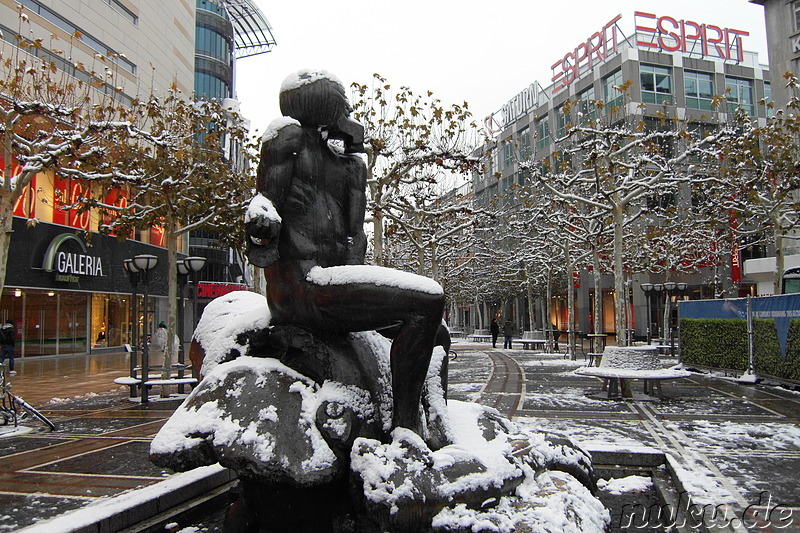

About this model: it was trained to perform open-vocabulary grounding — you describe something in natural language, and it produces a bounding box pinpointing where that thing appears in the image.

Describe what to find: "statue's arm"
[346,159,368,265]
[246,121,303,267]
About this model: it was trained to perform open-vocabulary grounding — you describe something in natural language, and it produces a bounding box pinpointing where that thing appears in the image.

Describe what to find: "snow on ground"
[664,420,800,452]
[597,475,654,495]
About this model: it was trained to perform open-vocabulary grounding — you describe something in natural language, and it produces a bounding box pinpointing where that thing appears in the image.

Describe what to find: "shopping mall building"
[0,0,273,356]
[471,10,770,338]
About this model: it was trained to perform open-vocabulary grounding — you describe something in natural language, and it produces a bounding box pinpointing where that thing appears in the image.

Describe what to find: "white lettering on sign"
[793,36,800,54]
[56,251,104,276]
[635,11,749,62]
[551,15,622,94]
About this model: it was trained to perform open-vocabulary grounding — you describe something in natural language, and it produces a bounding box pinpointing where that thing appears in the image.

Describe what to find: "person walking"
[0,320,16,374]
[490,318,500,348]
[502,319,514,349]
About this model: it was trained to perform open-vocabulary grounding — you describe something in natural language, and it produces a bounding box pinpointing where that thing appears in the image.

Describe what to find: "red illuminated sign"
[196,283,248,299]
[635,12,749,63]
[551,15,622,94]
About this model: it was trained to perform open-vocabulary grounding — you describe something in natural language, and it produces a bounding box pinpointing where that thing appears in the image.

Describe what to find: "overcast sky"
[234,1,768,136]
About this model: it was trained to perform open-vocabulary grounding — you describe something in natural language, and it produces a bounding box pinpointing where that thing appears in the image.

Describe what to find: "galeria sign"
[635,11,749,63]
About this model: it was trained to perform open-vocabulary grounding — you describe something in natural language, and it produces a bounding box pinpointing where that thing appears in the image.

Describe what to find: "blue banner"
[680,294,800,356]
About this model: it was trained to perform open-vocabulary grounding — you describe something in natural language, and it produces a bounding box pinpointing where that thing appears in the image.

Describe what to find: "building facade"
[471,10,770,339]
[0,0,273,356]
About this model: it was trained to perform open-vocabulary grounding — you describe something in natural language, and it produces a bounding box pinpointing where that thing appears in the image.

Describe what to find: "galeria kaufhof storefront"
[1,216,169,358]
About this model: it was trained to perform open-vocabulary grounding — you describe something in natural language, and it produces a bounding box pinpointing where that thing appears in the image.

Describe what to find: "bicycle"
[1,367,57,431]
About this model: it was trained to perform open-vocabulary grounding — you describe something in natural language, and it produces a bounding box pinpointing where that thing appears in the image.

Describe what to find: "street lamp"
[122,259,140,398]
[652,283,664,340]
[177,261,190,393]
[641,283,654,345]
[184,256,206,331]
[663,282,688,357]
[133,254,158,403]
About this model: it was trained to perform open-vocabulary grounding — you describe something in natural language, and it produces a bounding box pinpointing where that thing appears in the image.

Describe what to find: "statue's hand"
[245,194,282,267]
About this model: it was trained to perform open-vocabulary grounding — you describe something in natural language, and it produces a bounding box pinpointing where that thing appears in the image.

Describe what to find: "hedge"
[680,318,800,381]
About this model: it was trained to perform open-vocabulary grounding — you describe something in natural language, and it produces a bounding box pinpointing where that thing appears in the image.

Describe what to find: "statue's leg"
[308,277,445,434]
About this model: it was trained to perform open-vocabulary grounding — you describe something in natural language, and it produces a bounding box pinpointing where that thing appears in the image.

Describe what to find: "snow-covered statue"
[149,70,608,532]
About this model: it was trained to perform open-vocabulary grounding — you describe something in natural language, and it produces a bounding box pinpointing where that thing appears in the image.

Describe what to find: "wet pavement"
[1,343,799,532]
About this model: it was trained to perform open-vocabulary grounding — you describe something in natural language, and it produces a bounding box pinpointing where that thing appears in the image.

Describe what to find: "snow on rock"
[244,193,282,224]
[306,265,443,295]
[350,400,607,532]
[260,116,301,143]
[280,68,343,94]
[597,475,654,495]
[191,291,270,377]
[598,345,661,371]
[150,356,353,485]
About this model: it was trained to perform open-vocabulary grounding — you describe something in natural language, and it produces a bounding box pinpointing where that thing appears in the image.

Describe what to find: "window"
[725,77,754,115]
[194,71,230,99]
[577,87,596,125]
[555,105,568,138]
[684,71,714,111]
[536,117,550,151]
[503,140,514,168]
[517,127,532,160]
[603,70,624,110]
[640,64,672,105]
[794,1,800,31]
[764,81,774,117]
[196,26,232,64]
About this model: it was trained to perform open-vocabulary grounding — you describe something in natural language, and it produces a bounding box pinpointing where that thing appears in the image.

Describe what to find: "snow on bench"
[470,329,492,342]
[519,331,547,350]
[574,345,691,399]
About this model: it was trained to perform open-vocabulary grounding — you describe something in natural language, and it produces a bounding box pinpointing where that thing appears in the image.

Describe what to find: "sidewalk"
[1,344,799,532]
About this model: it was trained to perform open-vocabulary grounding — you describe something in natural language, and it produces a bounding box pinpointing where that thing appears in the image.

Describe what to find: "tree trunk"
[613,203,627,347]
[162,216,179,398]
[526,263,536,331]
[592,251,603,335]
[372,211,384,266]
[0,193,13,303]
[565,245,576,359]
[774,229,784,295]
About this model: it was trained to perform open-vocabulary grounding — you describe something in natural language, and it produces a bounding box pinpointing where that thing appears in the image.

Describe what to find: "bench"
[115,363,197,397]
[574,345,691,399]
[470,329,492,342]
[519,331,547,351]
[586,353,603,367]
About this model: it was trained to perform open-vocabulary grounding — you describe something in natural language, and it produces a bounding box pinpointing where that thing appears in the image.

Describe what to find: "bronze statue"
[246,70,445,435]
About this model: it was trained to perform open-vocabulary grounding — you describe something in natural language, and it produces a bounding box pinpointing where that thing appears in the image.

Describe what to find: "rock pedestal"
[150,293,609,532]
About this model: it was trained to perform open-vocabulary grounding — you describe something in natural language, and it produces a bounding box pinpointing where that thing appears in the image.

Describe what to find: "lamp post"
[663,282,688,357]
[184,256,207,331]
[122,259,140,398]
[641,283,654,345]
[133,254,158,403]
[652,283,664,341]
[177,261,190,393]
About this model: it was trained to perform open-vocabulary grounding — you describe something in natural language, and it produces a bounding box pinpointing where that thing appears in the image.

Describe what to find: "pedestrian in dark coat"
[502,320,514,349]
[0,320,16,374]
[490,318,500,348]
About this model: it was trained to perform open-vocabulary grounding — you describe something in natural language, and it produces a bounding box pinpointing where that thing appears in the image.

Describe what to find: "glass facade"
[196,25,232,64]
[535,117,550,151]
[577,87,596,124]
[195,71,230,99]
[684,71,714,111]
[640,64,672,105]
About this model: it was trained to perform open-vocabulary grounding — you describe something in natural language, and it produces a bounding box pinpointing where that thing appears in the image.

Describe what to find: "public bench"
[575,345,691,399]
[114,363,197,396]
[470,329,493,342]
[519,331,548,351]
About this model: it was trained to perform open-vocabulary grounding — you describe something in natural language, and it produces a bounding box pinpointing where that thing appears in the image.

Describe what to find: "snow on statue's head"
[279,69,349,128]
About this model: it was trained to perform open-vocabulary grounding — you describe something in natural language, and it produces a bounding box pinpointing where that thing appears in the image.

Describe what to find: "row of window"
[489,64,768,174]
[18,0,137,74]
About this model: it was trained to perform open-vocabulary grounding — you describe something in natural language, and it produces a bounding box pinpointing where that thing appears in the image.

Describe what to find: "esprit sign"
[42,233,104,282]
[635,12,749,63]
[551,15,622,94]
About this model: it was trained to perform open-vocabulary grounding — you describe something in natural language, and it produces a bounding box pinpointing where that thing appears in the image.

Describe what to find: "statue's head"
[279,69,364,153]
